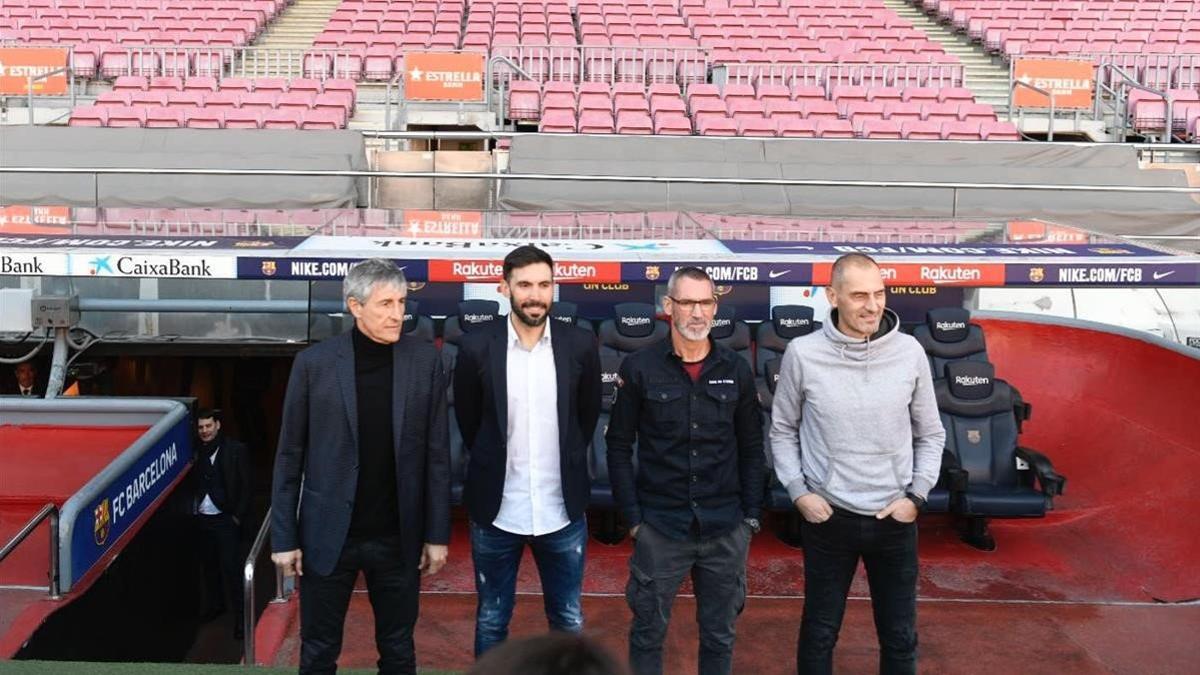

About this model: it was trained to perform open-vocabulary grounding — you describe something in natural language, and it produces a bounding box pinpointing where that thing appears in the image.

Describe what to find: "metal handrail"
[243,506,290,666]
[1009,79,1056,141]
[1098,64,1174,144]
[0,503,61,599]
[2,166,1197,194]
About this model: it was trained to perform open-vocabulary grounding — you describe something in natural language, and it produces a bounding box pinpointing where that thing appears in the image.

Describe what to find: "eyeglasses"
[668,296,718,312]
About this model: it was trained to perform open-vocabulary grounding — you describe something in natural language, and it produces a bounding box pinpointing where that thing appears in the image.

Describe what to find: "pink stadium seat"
[883,101,924,122]
[219,77,254,92]
[578,110,615,133]
[69,106,108,127]
[801,100,839,119]
[841,100,885,120]
[726,98,766,117]
[775,117,818,137]
[277,91,315,112]
[129,90,168,107]
[301,109,345,130]
[539,110,577,133]
[113,75,148,91]
[958,103,997,123]
[941,120,983,140]
[148,76,182,92]
[508,84,541,121]
[980,120,1021,141]
[223,109,262,129]
[253,77,289,94]
[938,87,976,104]
[697,115,737,136]
[183,76,219,92]
[240,92,277,111]
[144,105,183,128]
[901,121,943,140]
[859,119,903,139]
[922,102,960,126]
[792,85,827,102]
[184,107,224,129]
[764,99,805,120]
[737,116,776,137]
[263,109,303,129]
[615,111,653,134]
[815,118,854,138]
[615,92,651,115]
[106,107,147,127]
[166,90,205,107]
[901,87,940,103]
[204,90,241,110]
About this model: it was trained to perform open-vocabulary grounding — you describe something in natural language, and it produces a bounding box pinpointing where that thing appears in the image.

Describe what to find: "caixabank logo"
[75,254,237,278]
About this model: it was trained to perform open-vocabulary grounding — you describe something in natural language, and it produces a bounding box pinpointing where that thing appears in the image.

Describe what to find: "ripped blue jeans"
[470,517,587,657]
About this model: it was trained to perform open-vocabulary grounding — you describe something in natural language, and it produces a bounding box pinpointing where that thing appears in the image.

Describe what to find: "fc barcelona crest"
[645,265,661,281]
[94,498,111,546]
[261,260,277,276]
[1028,267,1045,283]
[967,429,982,444]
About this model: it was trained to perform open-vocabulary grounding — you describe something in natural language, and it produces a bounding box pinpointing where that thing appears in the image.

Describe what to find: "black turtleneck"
[349,326,400,538]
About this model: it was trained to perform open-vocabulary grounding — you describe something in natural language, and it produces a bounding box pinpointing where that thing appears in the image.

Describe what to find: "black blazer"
[453,318,602,527]
[271,330,450,577]
[193,436,252,523]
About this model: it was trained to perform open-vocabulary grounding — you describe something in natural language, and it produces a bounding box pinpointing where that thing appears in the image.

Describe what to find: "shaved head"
[830,253,880,289]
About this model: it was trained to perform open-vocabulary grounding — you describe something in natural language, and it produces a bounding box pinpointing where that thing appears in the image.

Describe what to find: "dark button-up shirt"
[605,338,765,540]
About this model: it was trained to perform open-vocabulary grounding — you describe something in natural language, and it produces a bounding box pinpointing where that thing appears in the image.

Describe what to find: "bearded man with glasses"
[606,266,765,675]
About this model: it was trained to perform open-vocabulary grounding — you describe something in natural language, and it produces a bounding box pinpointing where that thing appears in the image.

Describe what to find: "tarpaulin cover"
[500,136,1200,238]
[0,127,367,208]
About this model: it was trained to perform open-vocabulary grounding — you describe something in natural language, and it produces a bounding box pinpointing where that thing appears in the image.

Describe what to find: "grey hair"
[343,258,407,306]
[666,266,714,297]
[830,253,879,288]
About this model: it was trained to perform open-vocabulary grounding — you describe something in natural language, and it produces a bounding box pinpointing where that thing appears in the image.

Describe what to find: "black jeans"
[300,534,419,675]
[626,521,752,675]
[196,513,242,631]
[798,507,918,675]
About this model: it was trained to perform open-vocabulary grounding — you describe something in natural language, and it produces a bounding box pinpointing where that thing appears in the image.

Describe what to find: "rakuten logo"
[954,375,990,387]
[601,372,619,383]
[463,313,494,324]
[554,262,598,279]
[452,261,503,278]
[921,266,981,283]
[936,321,967,332]
[778,318,810,328]
[620,316,652,327]
[711,318,731,328]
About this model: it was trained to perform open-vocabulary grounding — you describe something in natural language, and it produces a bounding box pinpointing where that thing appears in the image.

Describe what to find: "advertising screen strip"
[621,262,815,285]
[237,257,429,281]
[720,240,1170,257]
[428,259,622,283]
[65,253,238,278]
[1006,263,1200,286]
[0,252,70,276]
[813,262,1007,287]
[0,234,307,249]
[66,412,192,591]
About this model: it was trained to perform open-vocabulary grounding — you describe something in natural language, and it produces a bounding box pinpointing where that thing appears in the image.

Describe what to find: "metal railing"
[722,62,965,89]
[1097,63,1174,143]
[487,44,710,87]
[243,506,291,667]
[1009,78,1056,141]
[90,46,363,80]
[0,503,61,599]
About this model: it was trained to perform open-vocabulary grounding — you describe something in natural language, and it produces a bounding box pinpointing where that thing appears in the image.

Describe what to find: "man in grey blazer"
[271,258,451,675]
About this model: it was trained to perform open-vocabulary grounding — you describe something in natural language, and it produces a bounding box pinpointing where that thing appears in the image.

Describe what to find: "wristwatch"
[904,492,927,513]
[743,517,761,534]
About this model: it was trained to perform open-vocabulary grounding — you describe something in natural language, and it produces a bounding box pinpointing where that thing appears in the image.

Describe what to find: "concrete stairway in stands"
[244,0,343,77]
[887,0,1012,110]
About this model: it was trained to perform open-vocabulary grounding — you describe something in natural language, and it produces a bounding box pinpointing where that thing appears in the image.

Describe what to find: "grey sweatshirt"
[769,308,945,516]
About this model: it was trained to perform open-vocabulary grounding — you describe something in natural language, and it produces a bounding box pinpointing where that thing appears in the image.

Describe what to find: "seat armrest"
[1016,446,1065,497]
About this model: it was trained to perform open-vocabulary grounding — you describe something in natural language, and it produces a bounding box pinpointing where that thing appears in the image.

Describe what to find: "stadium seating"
[934,360,1065,550]
[69,77,357,129]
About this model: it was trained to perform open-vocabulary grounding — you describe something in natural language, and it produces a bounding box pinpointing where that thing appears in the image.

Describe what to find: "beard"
[674,317,710,341]
[511,298,550,327]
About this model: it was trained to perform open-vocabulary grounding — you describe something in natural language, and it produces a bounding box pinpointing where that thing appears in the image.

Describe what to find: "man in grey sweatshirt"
[769,253,945,675]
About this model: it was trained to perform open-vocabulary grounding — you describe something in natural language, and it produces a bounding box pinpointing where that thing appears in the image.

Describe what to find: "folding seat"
[902,86,940,103]
[919,101,959,125]
[883,101,924,122]
[652,113,693,135]
[181,76,217,93]
[764,98,805,121]
[166,90,206,107]
[591,303,670,506]
[697,114,737,135]
[815,118,854,138]
[184,107,224,128]
[578,109,615,133]
[106,107,147,127]
[866,86,904,103]
[539,109,577,132]
[614,91,650,115]
[239,91,277,112]
[650,93,686,116]
[901,120,942,139]
[941,119,983,140]
[615,111,653,134]
[726,97,765,117]
[69,106,109,127]
[935,360,1065,550]
[148,75,182,92]
[957,102,996,124]
[201,90,240,110]
[301,108,346,129]
[223,109,262,129]
[791,84,827,102]
[911,308,990,380]
[840,99,884,121]
[143,105,183,128]
[262,108,303,129]
[737,115,776,137]
[129,90,168,107]
[252,77,289,94]
[273,91,313,113]
[859,118,903,139]
[980,120,1020,141]
[507,81,541,121]
[775,117,818,137]
[801,99,839,119]
[830,84,869,104]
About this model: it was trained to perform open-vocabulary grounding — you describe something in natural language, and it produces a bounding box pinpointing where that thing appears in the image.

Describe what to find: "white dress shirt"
[198,446,222,515]
[492,316,568,536]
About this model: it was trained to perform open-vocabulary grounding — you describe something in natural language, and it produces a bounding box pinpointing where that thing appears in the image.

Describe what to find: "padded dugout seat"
[935,360,1065,550]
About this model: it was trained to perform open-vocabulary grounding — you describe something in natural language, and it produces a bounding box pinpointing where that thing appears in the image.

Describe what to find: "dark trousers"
[197,513,242,631]
[470,517,588,657]
[798,507,919,675]
[626,521,752,675]
[300,534,419,675]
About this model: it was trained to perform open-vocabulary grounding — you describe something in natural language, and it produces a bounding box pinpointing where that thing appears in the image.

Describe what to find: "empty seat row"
[94,89,353,115]
[110,75,356,99]
[68,105,347,129]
